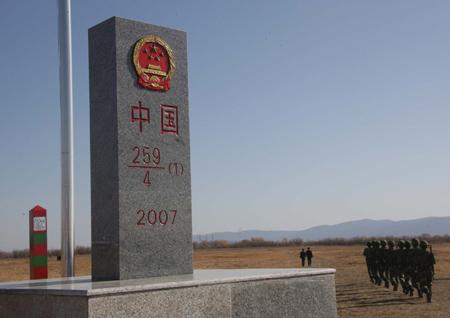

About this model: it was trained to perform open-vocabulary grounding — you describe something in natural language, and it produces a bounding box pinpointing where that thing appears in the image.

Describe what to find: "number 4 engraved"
[143,171,151,186]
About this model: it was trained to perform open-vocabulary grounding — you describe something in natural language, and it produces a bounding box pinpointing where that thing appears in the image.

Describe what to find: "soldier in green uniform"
[396,240,408,293]
[363,241,374,283]
[387,240,399,291]
[410,238,422,298]
[403,240,414,295]
[372,240,382,285]
[418,240,435,303]
[379,240,389,288]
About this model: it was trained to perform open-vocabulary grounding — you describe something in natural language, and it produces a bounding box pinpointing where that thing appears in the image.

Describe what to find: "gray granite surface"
[232,275,336,318]
[0,268,335,296]
[89,17,192,281]
[0,269,337,318]
[89,284,231,318]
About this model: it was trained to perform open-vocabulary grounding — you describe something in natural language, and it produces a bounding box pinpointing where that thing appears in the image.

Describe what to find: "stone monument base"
[0,268,336,318]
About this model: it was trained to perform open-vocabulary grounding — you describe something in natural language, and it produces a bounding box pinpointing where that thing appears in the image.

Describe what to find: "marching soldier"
[387,240,399,291]
[418,240,435,303]
[363,241,374,283]
[410,238,422,297]
[403,240,414,296]
[396,240,409,294]
[371,241,382,285]
[379,240,389,288]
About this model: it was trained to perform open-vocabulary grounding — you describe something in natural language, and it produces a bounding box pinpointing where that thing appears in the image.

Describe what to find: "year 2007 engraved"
[136,209,177,226]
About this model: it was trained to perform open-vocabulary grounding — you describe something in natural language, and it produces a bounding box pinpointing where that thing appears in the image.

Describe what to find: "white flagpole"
[57,0,74,277]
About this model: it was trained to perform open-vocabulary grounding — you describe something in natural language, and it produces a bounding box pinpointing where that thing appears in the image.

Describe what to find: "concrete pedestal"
[0,268,337,318]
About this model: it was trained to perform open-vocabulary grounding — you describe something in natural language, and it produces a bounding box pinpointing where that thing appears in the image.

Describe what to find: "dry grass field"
[1,244,449,317]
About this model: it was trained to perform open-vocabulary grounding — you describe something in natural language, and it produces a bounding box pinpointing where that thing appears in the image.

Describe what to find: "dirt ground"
[1,244,449,318]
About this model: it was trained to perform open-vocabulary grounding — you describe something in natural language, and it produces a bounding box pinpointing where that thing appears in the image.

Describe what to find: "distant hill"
[193,217,450,242]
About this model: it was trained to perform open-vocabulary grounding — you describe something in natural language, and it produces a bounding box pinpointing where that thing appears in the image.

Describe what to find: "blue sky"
[1,0,450,250]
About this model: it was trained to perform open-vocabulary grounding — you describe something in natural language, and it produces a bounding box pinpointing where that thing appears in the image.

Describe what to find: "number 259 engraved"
[132,146,160,165]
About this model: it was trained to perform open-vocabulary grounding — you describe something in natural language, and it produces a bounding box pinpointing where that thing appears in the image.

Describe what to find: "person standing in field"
[299,248,306,267]
[306,247,314,266]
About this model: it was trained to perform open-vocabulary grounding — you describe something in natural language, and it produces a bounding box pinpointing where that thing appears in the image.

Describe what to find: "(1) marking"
[168,162,184,176]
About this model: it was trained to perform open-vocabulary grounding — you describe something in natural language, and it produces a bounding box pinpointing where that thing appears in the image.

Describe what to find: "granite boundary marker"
[89,17,192,281]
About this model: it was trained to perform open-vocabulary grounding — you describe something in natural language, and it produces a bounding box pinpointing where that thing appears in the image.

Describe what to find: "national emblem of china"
[133,35,175,92]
